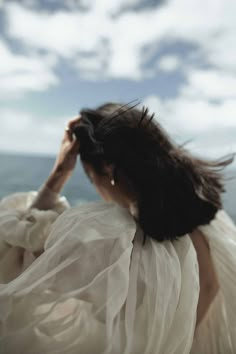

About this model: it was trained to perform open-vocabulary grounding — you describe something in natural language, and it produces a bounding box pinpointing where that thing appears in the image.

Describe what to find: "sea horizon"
[0,151,235,223]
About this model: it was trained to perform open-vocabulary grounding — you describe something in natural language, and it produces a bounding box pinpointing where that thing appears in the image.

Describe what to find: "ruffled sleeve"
[0,189,70,283]
[0,189,70,252]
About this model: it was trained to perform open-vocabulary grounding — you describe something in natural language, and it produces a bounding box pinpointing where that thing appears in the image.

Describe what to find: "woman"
[0,102,235,353]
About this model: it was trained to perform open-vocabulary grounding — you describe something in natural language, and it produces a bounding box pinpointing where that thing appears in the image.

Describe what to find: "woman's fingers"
[64,116,81,143]
[64,127,73,143]
[62,116,81,153]
[68,116,81,130]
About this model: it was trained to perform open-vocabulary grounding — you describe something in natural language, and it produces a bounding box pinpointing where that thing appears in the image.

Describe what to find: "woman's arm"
[30,117,81,210]
[0,118,81,273]
[190,229,220,328]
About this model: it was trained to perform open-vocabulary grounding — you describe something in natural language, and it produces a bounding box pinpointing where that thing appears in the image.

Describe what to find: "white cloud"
[3,0,236,82]
[144,95,236,133]
[0,40,58,98]
[182,69,236,100]
[5,3,109,56]
[4,2,146,79]
[0,109,70,155]
[157,55,180,72]
[143,94,236,162]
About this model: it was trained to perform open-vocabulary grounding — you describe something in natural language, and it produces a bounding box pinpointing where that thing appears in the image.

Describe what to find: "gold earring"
[110,179,115,186]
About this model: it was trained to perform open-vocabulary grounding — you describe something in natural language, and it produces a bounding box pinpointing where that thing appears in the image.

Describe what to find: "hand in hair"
[45,117,81,193]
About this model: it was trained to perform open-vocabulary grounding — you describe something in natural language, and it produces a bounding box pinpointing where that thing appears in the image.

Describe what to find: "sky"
[0,0,236,166]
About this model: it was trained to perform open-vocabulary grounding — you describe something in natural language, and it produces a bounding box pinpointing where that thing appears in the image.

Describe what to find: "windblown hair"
[73,102,235,242]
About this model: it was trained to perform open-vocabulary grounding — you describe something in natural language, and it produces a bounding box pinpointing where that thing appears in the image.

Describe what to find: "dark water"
[0,152,101,206]
[0,152,235,222]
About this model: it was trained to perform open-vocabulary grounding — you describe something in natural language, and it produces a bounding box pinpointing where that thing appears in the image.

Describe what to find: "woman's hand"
[54,117,81,175]
[45,117,81,193]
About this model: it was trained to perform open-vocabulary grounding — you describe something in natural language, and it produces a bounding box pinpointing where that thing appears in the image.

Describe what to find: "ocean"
[0,152,101,207]
[0,152,235,223]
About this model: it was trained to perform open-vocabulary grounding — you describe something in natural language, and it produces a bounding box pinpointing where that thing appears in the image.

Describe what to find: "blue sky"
[0,0,235,166]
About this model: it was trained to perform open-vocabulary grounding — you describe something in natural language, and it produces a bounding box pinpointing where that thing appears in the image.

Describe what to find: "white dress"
[0,190,235,353]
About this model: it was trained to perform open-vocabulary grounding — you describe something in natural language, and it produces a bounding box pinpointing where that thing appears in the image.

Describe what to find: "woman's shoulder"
[45,200,137,249]
[60,200,135,227]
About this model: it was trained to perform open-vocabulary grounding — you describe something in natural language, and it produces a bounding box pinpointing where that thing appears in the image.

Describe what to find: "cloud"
[4,3,109,56]
[143,94,236,162]
[4,2,145,79]
[182,68,236,100]
[0,40,58,98]
[157,55,180,72]
[144,94,236,134]
[3,0,236,82]
[0,108,69,155]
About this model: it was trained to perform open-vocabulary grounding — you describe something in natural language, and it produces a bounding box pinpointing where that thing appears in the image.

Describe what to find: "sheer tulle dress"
[0,188,235,353]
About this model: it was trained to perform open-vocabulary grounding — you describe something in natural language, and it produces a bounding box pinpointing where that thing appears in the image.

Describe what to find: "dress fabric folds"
[190,210,236,354]
[0,191,235,353]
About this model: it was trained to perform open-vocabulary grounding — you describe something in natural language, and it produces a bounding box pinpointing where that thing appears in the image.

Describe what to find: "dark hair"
[73,102,235,242]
